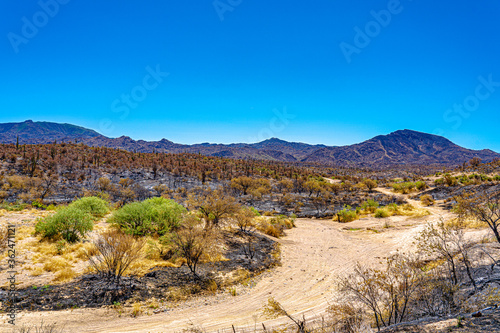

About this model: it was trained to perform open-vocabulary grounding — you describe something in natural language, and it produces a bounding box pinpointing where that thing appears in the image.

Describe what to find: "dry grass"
[206,279,218,294]
[43,257,71,272]
[53,267,76,282]
[28,240,59,262]
[222,267,252,288]
[147,298,160,309]
[15,225,33,241]
[166,284,203,302]
[127,258,178,277]
[131,302,143,317]
[447,217,486,229]
[396,204,431,218]
[67,242,97,260]
[30,266,44,276]
[123,237,180,276]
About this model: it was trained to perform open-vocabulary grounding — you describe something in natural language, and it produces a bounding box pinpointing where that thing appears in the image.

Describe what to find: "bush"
[35,206,93,243]
[434,178,445,186]
[14,321,64,333]
[415,181,428,191]
[109,197,186,236]
[256,215,295,238]
[87,230,145,285]
[387,203,399,212]
[32,200,47,210]
[69,196,109,220]
[249,206,261,216]
[361,199,379,213]
[374,208,391,218]
[336,206,358,223]
[421,194,435,206]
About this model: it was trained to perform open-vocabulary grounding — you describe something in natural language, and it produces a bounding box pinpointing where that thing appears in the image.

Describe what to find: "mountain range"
[0,120,498,167]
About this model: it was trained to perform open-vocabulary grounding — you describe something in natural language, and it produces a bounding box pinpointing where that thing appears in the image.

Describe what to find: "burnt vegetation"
[1,141,500,332]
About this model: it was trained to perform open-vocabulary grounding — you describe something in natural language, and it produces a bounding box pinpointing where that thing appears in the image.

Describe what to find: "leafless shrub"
[338,254,421,331]
[327,303,367,333]
[456,190,500,244]
[86,230,145,285]
[15,321,64,333]
[172,214,220,279]
[416,219,476,288]
[263,297,307,333]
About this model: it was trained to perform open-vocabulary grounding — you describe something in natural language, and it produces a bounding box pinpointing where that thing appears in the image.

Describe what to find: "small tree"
[364,179,377,192]
[233,206,257,233]
[416,220,460,285]
[187,188,239,228]
[456,190,500,244]
[87,230,145,286]
[338,254,422,331]
[230,176,254,195]
[172,214,219,280]
[416,219,476,288]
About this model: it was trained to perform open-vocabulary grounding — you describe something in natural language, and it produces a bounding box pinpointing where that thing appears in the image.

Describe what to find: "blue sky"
[1,1,499,151]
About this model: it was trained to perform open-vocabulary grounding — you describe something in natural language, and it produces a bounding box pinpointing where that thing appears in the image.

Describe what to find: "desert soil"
[0,189,479,332]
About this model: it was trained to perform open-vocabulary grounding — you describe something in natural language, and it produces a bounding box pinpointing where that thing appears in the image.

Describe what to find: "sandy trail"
[4,189,451,333]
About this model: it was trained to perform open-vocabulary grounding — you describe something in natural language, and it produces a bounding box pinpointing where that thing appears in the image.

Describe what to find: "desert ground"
[2,188,483,333]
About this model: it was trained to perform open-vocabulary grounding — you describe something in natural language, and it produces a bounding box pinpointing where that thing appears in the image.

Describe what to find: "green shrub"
[495,175,500,181]
[336,205,358,223]
[415,181,428,191]
[361,199,379,213]
[46,204,57,211]
[69,196,109,220]
[0,202,30,211]
[434,178,445,186]
[374,208,391,218]
[256,215,295,238]
[35,206,93,243]
[250,207,261,216]
[109,197,186,236]
[386,203,399,212]
[31,200,47,210]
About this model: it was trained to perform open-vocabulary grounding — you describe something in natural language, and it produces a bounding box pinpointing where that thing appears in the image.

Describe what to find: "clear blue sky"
[1,0,499,151]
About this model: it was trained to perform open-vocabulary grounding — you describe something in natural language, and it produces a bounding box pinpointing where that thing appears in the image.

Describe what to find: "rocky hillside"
[0,120,102,144]
[302,129,500,167]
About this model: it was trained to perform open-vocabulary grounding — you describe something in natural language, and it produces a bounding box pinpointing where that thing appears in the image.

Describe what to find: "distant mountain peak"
[259,137,286,143]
